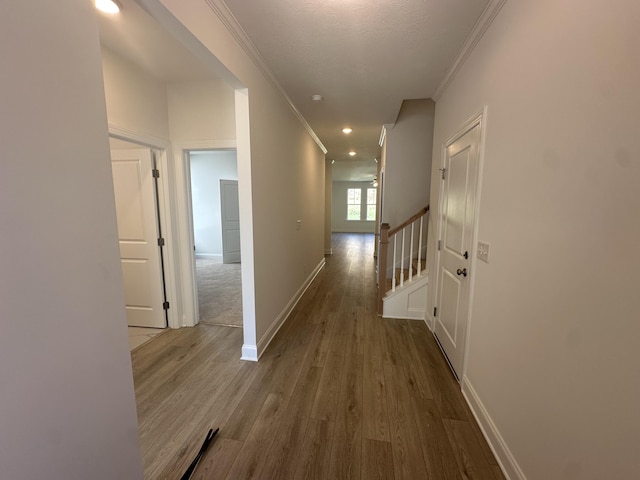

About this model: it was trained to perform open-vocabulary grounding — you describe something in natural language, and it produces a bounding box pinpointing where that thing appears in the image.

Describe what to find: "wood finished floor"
[132,233,504,479]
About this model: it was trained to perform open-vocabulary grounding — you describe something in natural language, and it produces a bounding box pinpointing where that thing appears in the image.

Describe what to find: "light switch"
[477,242,490,263]
[296,219,302,230]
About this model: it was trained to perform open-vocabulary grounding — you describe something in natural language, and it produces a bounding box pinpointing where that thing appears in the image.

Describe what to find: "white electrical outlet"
[477,242,490,263]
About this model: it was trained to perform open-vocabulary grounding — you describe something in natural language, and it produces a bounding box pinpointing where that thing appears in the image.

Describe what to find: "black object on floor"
[180,427,219,480]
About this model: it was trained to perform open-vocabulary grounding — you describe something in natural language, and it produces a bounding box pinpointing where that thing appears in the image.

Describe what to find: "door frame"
[108,125,179,329]
[173,141,237,327]
[432,107,487,380]
[173,135,258,360]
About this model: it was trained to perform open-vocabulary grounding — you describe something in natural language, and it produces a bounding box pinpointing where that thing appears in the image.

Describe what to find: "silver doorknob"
[456,268,467,277]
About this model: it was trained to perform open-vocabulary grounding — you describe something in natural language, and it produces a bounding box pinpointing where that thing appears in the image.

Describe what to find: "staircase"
[377,206,430,319]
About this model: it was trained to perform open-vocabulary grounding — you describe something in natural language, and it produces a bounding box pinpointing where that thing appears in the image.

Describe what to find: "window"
[346,187,376,221]
[347,188,361,220]
[366,188,377,221]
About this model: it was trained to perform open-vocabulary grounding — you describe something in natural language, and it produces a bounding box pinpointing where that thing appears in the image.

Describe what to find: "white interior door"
[434,123,481,378]
[111,148,166,328]
[220,179,241,264]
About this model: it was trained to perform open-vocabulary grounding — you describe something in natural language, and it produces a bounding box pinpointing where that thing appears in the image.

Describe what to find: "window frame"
[345,186,376,222]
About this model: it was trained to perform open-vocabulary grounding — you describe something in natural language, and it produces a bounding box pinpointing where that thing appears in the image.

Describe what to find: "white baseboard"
[255,258,326,359]
[195,253,222,259]
[324,248,333,255]
[461,376,526,480]
[424,311,435,331]
[241,344,258,362]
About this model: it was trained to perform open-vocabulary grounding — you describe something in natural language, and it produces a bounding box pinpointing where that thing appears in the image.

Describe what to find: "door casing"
[432,108,487,380]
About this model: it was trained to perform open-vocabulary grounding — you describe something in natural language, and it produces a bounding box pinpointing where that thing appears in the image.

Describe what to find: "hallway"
[132,233,503,479]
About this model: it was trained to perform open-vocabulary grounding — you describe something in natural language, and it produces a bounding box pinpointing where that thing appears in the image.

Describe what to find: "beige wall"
[0,3,142,479]
[428,0,640,478]
[167,79,236,141]
[159,0,327,345]
[382,98,434,228]
[332,181,376,233]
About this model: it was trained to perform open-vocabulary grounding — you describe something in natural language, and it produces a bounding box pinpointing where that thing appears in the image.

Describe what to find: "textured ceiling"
[98,0,490,181]
[223,0,491,179]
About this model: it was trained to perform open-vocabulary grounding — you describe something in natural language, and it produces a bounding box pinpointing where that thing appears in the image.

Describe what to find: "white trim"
[324,249,333,255]
[424,311,435,331]
[255,258,326,359]
[433,109,487,380]
[195,253,222,259]
[462,376,526,480]
[382,273,429,320]
[241,344,258,362]
[458,108,488,379]
[202,0,327,155]
[233,88,258,360]
[433,0,507,101]
[108,124,170,150]
[379,124,394,147]
[179,139,236,150]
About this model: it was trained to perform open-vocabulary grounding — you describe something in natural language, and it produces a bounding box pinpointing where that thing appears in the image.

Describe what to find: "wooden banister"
[388,206,429,237]
[377,222,390,313]
[377,205,430,315]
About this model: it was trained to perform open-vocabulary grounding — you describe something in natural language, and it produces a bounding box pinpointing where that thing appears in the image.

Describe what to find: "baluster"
[418,216,423,275]
[400,228,405,287]
[378,223,390,314]
[409,223,414,281]
[392,234,397,291]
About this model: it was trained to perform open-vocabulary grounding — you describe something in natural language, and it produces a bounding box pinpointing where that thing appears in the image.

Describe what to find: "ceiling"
[97,0,491,181]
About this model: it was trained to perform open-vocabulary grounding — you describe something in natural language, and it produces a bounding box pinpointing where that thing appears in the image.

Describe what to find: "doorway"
[188,150,243,327]
[433,114,484,379]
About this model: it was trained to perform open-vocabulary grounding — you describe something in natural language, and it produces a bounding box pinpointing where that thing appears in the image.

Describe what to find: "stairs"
[382,258,428,320]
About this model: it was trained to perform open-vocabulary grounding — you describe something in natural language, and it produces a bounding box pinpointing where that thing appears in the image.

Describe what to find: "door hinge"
[163,301,170,310]
[157,237,165,246]
[437,240,441,251]
[439,168,446,180]
[433,307,437,317]
[152,168,160,178]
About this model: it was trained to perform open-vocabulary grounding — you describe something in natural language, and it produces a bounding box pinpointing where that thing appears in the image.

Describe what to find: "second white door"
[434,122,481,378]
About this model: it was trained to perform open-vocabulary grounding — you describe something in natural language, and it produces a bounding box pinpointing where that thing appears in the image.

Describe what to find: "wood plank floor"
[132,233,505,479]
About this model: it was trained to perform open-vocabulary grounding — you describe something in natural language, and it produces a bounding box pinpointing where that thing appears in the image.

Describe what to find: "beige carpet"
[196,257,243,327]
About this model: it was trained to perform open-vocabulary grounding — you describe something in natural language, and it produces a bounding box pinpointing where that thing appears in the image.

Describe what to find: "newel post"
[378,223,390,315]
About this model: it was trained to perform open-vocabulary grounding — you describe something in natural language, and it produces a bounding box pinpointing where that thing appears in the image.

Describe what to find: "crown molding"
[204,0,328,155]
[433,0,507,101]
[379,124,395,147]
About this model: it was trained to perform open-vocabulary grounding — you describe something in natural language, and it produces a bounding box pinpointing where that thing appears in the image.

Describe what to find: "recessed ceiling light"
[96,0,121,14]
[311,94,323,102]
[348,151,356,156]
[342,128,352,134]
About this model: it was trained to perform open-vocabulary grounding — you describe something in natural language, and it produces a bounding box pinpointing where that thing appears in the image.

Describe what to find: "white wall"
[190,150,238,256]
[382,98,434,228]
[332,181,376,233]
[158,0,327,348]
[102,46,170,141]
[428,1,640,478]
[0,2,142,479]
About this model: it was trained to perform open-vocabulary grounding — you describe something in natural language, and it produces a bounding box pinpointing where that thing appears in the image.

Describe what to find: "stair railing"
[377,205,430,314]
